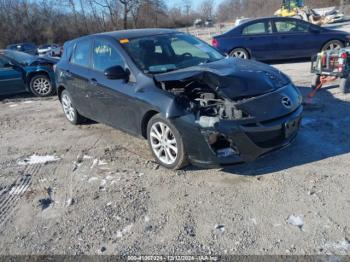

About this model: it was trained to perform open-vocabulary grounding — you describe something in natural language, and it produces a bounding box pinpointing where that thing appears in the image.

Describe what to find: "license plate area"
[284,117,301,138]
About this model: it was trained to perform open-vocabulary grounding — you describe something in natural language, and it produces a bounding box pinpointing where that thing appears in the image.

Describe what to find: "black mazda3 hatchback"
[55,29,303,169]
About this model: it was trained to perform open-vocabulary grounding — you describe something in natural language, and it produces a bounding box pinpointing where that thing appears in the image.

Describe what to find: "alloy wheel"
[32,77,51,95]
[61,94,75,122]
[149,122,178,165]
[232,50,248,59]
[325,42,342,51]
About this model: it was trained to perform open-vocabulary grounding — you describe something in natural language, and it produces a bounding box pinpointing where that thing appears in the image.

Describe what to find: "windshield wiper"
[149,68,178,74]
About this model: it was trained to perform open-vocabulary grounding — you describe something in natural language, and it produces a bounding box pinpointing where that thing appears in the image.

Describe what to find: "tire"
[60,90,86,125]
[339,77,350,94]
[147,114,188,170]
[321,40,344,52]
[29,74,54,97]
[229,48,250,59]
[311,75,321,90]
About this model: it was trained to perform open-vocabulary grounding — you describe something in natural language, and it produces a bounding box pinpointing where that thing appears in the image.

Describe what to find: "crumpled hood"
[154,58,290,99]
[29,56,59,66]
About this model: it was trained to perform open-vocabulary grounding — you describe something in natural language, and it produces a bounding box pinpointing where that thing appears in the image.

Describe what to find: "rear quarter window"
[71,39,91,67]
[63,42,74,61]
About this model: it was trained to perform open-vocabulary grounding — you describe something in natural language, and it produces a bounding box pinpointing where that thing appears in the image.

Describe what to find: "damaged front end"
[154,58,303,166]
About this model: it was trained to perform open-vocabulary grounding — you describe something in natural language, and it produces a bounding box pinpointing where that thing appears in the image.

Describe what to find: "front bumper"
[172,106,303,168]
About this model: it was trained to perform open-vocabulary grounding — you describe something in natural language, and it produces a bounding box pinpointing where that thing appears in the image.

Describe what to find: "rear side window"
[242,22,272,35]
[71,40,91,67]
[92,40,124,72]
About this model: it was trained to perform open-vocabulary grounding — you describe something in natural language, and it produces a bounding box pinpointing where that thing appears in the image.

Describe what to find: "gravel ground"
[0,60,350,256]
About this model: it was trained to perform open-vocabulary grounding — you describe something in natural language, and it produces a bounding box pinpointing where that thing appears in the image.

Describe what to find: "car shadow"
[266,58,311,65]
[0,92,58,102]
[0,92,35,101]
[218,84,350,176]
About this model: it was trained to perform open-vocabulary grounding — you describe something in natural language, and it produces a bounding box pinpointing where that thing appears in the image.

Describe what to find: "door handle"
[89,78,98,86]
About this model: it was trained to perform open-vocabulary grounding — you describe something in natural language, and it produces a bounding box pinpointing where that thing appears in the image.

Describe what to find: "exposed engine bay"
[153,57,293,127]
[158,79,247,157]
[159,80,248,127]
[153,58,301,158]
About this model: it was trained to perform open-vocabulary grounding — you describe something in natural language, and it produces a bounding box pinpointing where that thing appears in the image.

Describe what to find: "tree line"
[0,0,346,48]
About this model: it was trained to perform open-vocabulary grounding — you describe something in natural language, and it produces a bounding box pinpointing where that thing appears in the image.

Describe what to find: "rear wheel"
[322,40,344,52]
[60,90,86,125]
[147,114,188,170]
[29,74,54,97]
[229,48,249,59]
[339,77,350,94]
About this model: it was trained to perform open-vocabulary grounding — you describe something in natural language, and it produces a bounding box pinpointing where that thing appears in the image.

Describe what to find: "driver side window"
[92,40,124,72]
[275,20,309,33]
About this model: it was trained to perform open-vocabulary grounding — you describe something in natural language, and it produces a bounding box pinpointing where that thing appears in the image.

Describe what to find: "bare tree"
[119,0,141,29]
[199,0,214,19]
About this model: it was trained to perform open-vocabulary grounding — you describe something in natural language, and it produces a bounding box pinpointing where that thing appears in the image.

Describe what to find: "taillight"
[322,53,327,66]
[341,52,347,59]
[212,38,218,48]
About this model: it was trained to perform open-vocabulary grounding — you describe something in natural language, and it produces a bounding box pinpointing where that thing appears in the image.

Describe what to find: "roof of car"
[95,28,179,40]
[240,16,311,23]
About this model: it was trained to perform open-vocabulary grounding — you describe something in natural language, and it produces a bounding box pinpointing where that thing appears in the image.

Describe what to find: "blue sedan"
[212,17,350,61]
[0,50,57,97]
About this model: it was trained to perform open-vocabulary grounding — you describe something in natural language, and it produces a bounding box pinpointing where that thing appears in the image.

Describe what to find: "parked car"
[37,44,59,56]
[56,29,303,169]
[0,50,57,97]
[50,45,63,57]
[6,42,37,55]
[212,17,350,61]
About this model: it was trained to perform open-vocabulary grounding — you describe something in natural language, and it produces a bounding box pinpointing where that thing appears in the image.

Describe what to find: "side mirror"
[104,65,129,80]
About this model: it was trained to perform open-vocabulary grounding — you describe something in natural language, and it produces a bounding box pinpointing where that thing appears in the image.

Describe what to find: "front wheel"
[147,114,188,170]
[229,48,249,59]
[29,74,54,97]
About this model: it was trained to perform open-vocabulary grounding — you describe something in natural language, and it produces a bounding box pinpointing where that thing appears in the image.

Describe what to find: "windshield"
[3,50,34,66]
[121,33,224,74]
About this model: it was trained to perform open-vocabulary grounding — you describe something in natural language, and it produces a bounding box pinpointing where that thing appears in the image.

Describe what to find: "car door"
[66,39,94,118]
[273,19,316,59]
[0,56,25,95]
[240,20,276,60]
[88,38,138,133]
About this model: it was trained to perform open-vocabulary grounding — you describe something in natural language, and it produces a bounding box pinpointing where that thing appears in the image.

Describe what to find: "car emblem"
[281,96,292,109]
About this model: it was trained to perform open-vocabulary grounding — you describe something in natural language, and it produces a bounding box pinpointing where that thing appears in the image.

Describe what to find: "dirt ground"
[0,59,350,256]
